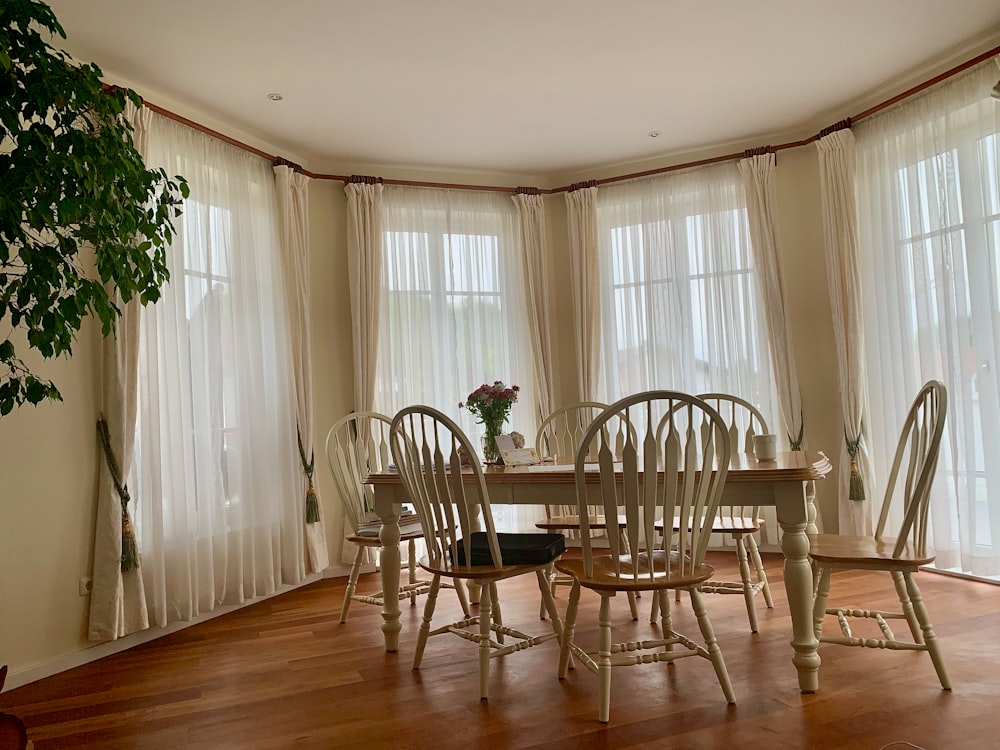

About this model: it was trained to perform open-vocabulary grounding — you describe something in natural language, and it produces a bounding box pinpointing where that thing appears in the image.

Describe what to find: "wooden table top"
[366,451,832,485]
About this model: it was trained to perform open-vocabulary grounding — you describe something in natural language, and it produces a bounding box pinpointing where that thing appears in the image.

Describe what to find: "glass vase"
[481,420,505,465]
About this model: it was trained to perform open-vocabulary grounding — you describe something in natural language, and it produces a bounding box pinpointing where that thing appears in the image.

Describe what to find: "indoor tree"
[0,0,188,415]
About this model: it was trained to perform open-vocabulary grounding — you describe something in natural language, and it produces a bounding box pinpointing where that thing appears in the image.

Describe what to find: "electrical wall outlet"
[78,576,93,596]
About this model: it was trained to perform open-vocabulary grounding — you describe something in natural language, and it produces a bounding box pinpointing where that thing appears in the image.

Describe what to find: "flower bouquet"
[459,380,519,464]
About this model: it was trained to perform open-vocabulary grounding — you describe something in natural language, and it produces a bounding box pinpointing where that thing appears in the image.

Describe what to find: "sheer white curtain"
[855,59,1000,576]
[134,112,305,627]
[594,164,781,543]
[375,186,541,531]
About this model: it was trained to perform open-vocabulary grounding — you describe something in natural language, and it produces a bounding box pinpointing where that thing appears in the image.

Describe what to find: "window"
[375,187,538,531]
[856,62,1000,576]
[376,189,536,442]
[131,113,302,623]
[595,165,778,420]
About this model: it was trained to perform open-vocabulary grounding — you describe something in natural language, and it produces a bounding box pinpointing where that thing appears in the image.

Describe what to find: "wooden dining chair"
[811,380,950,689]
[556,391,736,723]
[650,393,774,632]
[325,411,469,624]
[534,402,639,619]
[389,405,564,701]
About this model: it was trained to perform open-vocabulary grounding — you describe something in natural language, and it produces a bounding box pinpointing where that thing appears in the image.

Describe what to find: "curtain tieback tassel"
[97,417,141,572]
[848,458,866,502]
[297,425,321,524]
[305,479,321,524]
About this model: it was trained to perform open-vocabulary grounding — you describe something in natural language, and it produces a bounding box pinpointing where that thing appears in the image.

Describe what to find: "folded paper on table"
[501,447,541,466]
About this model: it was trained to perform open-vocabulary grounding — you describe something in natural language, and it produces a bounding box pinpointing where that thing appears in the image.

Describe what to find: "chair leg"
[658,589,674,660]
[746,533,774,608]
[626,590,639,620]
[812,564,831,641]
[649,588,659,623]
[558,580,581,678]
[489,582,504,644]
[892,570,923,644]
[412,575,442,670]
[597,595,613,723]
[339,547,365,624]
[454,574,471,617]
[735,534,759,633]
[690,587,735,704]
[904,572,951,690]
[407,540,418,605]
[536,569,564,642]
[479,582,493,700]
[539,561,556,619]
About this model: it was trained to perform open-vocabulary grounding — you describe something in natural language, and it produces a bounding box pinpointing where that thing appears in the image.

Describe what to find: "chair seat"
[555,551,713,592]
[655,516,761,534]
[419,556,553,581]
[347,519,424,546]
[421,532,566,580]
[808,534,935,568]
[536,514,627,531]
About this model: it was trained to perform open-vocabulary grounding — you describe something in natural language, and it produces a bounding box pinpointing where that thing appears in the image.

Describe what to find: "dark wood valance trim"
[568,180,598,192]
[817,118,853,139]
[347,174,383,185]
[273,156,304,172]
[515,186,541,195]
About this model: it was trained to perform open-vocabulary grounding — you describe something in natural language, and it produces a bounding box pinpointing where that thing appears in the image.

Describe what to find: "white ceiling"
[44,0,1000,176]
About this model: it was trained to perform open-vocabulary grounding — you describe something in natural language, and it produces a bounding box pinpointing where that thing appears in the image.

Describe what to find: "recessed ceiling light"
[266,93,284,102]
[648,130,661,138]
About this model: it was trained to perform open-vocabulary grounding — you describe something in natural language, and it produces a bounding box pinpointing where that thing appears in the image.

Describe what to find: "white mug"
[752,434,777,461]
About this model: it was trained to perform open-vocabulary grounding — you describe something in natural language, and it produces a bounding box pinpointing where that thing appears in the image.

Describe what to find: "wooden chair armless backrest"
[576,391,732,581]
[696,393,769,523]
[325,411,393,536]
[874,380,947,559]
[390,405,502,570]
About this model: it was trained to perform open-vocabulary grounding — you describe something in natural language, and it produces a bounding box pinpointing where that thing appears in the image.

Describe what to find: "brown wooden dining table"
[364,450,832,693]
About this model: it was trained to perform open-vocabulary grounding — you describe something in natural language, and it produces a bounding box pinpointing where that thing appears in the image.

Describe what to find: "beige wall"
[4,32,998,683]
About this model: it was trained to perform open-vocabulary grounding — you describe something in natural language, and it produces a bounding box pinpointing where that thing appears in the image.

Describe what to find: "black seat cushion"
[452,532,566,566]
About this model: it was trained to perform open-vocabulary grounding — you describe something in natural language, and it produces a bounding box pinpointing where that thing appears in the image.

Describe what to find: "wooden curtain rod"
[122,43,999,194]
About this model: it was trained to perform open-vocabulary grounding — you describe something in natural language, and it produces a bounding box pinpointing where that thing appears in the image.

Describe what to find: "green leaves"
[0,0,188,416]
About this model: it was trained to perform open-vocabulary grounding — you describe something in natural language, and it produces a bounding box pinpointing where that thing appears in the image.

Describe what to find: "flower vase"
[482,421,505,465]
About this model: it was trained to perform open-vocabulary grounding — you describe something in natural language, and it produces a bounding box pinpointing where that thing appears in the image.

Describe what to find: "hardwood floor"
[2,552,998,749]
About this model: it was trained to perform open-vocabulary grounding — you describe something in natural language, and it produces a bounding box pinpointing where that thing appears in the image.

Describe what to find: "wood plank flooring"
[2,552,998,749]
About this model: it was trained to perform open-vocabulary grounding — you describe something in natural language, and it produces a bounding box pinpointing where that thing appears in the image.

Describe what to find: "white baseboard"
[5,565,359,692]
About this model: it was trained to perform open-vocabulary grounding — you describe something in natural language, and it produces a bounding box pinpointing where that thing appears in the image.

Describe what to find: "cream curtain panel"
[375,186,541,531]
[343,178,384,565]
[738,152,805,449]
[816,128,872,536]
[275,164,328,575]
[345,179,384,412]
[855,59,1000,574]
[88,101,150,642]
[134,111,305,628]
[565,185,602,401]
[512,190,555,421]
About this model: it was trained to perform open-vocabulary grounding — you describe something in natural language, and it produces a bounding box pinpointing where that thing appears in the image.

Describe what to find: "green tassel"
[848,459,866,502]
[305,481,321,524]
[120,512,140,572]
